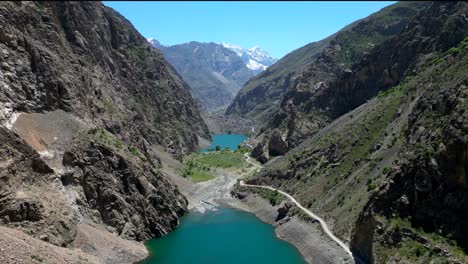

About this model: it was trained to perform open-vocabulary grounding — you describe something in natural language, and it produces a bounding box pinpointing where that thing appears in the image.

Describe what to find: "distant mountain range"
[148,38,277,111]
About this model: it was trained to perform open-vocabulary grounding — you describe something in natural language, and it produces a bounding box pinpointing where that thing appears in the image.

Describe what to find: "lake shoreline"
[140,206,307,263]
[157,132,351,264]
[222,193,354,264]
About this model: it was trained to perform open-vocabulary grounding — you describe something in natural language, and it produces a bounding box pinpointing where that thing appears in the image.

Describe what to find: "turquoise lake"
[201,134,248,153]
[140,207,307,264]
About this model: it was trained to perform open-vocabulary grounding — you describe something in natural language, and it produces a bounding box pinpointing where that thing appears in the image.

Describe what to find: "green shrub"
[446,47,463,57]
[382,166,391,175]
[367,178,377,191]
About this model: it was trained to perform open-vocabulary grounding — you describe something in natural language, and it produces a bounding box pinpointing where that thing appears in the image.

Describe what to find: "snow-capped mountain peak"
[147,37,164,48]
[221,43,277,72]
[147,38,277,73]
[220,42,245,57]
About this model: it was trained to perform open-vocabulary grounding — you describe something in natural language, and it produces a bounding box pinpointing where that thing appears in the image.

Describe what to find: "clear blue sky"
[104,1,395,58]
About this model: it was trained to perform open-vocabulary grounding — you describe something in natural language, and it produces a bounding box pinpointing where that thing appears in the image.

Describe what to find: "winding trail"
[243,152,262,172]
[239,154,354,258]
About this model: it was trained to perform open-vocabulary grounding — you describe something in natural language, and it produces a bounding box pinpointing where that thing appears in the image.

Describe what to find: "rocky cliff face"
[0,1,209,159]
[0,0,207,259]
[351,36,468,263]
[225,37,331,123]
[241,2,468,263]
[155,41,256,111]
[227,1,429,162]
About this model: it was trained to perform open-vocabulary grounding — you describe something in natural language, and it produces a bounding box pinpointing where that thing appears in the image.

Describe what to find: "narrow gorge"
[0,1,466,264]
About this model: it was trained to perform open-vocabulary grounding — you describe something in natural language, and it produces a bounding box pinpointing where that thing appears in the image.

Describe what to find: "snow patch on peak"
[221,43,277,73]
[147,37,164,48]
[246,59,267,71]
[221,43,245,57]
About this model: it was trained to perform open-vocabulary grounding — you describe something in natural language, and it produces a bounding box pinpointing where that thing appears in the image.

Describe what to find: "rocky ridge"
[226,1,430,161]
[239,1,468,263]
[0,1,209,262]
[154,41,256,111]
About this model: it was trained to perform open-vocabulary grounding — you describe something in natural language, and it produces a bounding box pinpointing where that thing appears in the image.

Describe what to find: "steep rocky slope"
[151,40,277,112]
[225,35,332,121]
[0,1,209,159]
[0,1,209,262]
[351,37,468,263]
[156,41,255,111]
[227,1,429,159]
[239,1,468,263]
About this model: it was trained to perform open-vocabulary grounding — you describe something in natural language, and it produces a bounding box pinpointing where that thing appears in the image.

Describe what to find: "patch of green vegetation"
[427,37,468,69]
[253,188,284,206]
[446,47,463,57]
[84,128,124,151]
[196,150,247,168]
[182,158,215,182]
[430,57,443,66]
[377,85,399,98]
[77,255,90,264]
[31,255,44,263]
[127,44,150,61]
[102,98,119,115]
[375,216,468,263]
[183,167,214,182]
[382,166,391,175]
[237,145,251,154]
[128,145,144,158]
[80,128,145,160]
[366,178,378,191]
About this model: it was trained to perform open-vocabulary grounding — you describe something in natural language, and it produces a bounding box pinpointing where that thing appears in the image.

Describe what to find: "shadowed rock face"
[62,136,188,241]
[238,2,468,263]
[315,1,468,120]
[351,34,468,262]
[0,0,206,252]
[0,1,209,160]
[227,1,430,160]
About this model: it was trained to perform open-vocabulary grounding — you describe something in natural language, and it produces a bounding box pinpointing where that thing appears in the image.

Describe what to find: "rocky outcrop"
[316,1,468,120]
[268,129,289,156]
[62,134,188,241]
[225,40,331,121]
[0,0,209,261]
[251,141,269,164]
[242,3,468,262]
[351,36,468,263]
[0,1,209,160]
[0,127,77,247]
[250,129,289,163]
[276,201,293,221]
[227,1,429,151]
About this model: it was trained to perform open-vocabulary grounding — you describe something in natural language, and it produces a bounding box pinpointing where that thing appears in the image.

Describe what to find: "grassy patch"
[80,128,145,160]
[252,188,284,206]
[127,44,151,62]
[374,216,468,263]
[182,156,215,182]
[182,149,250,182]
[446,47,463,57]
[183,167,214,182]
[196,150,248,168]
